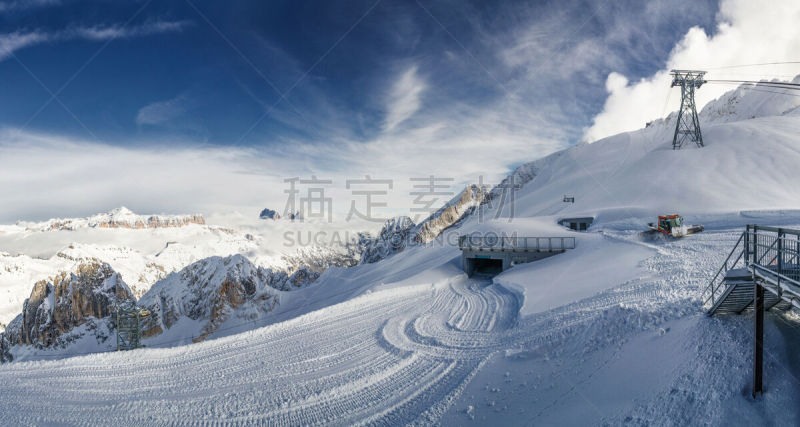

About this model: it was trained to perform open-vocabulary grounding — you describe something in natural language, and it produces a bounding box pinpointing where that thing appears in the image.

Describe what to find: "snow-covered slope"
[0,226,798,425]
[697,76,800,124]
[478,83,800,222]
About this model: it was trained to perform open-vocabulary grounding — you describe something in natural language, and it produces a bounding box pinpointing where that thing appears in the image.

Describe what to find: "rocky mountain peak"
[2,261,134,349]
[139,254,319,342]
[259,208,302,221]
[414,184,487,244]
[22,208,206,231]
[259,208,281,220]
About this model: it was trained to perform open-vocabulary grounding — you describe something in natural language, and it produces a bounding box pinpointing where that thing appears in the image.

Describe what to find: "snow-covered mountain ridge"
[16,207,205,232]
[139,254,318,344]
[0,253,322,359]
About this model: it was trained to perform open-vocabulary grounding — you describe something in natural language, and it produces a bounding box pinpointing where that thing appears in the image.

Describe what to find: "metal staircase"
[704,225,800,315]
[704,225,800,397]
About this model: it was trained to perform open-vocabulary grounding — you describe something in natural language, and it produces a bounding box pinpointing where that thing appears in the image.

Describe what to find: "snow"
[495,230,654,316]
[1,225,798,425]
[1,81,800,424]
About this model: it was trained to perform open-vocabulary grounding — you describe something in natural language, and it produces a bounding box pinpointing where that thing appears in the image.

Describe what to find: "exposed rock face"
[24,207,206,232]
[139,255,319,342]
[359,216,416,264]
[259,208,281,220]
[3,262,134,349]
[414,184,487,244]
[0,333,11,362]
[353,185,489,265]
[282,240,363,273]
[281,266,321,290]
[259,208,302,221]
[95,214,205,229]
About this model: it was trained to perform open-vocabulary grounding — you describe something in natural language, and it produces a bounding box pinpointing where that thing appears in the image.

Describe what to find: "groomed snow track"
[0,233,722,425]
[1,228,798,425]
[0,277,524,425]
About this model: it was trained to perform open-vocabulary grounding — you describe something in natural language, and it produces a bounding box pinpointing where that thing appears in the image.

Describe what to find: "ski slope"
[0,276,516,424]
[1,226,798,425]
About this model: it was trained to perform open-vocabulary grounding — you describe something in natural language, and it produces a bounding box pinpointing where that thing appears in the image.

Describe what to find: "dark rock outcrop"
[352,185,489,265]
[414,184,486,244]
[0,333,11,362]
[359,216,416,264]
[139,255,318,342]
[259,208,281,220]
[3,262,134,349]
[259,208,302,221]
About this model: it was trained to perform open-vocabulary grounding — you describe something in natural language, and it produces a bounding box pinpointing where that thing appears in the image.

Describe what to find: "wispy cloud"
[0,20,190,61]
[383,65,426,132]
[136,94,188,126]
[0,0,59,14]
[0,30,48,60]
[73,20,189,41]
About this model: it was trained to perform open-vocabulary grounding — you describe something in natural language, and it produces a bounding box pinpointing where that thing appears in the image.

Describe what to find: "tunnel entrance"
[472,257,503,276]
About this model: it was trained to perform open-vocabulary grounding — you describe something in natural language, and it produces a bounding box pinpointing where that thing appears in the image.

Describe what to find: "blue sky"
[1,0,717,146]
[3,0,799,222]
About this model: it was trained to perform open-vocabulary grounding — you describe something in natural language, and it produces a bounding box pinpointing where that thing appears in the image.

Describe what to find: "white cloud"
[0,0,59,13]
[73,21,190,41]
[0,107,563,224]
[0,20,189,62]
[583,0,800,142]
[0,129,276,223]
[383,65,426,132]
[0,30,48,60]
[136,94,188,126]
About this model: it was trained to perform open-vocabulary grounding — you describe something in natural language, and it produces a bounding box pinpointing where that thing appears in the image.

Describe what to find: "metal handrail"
[750,264,800,290]
[707,224,800,311]
[749,264,800,310]
[703,231,745,307]
[755,236,779,265]
[742,225,800,236]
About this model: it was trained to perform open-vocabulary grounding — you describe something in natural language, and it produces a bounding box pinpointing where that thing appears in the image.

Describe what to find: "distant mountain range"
[18,207,205,232]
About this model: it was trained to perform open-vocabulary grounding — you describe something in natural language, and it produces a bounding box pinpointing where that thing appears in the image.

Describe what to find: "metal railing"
[704,225,800,310]
[746,225,800,310]
[458,235,576,252]
[703,231,746,307]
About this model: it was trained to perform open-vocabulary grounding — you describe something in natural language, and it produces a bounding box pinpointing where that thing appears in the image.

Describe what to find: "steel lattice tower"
[116,302,150,351]
[670,70,706,149]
